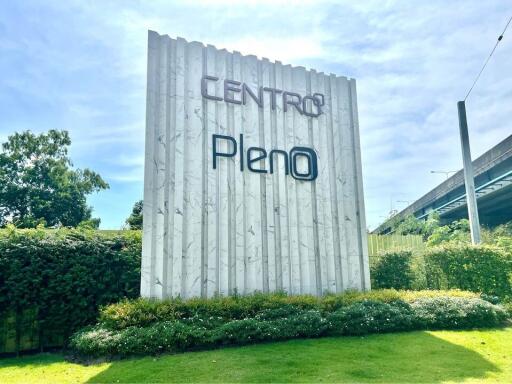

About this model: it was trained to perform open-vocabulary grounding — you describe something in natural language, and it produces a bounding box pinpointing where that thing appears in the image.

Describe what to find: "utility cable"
[464,15,512,101]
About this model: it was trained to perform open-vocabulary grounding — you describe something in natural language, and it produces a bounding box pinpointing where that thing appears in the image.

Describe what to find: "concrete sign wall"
[141,30,370,299]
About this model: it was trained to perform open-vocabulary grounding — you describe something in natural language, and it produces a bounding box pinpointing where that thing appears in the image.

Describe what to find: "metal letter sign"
[211,134,318,181]
[142,31,370,299]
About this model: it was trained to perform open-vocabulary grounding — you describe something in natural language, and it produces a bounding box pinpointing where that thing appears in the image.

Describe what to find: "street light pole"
[457,100,481,244]
[430,170,457,179]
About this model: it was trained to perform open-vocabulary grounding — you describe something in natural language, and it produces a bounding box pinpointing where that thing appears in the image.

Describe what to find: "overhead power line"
[464,15,512,101]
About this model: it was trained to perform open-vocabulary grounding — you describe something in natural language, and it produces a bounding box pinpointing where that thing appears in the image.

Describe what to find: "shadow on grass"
[0,353,64,369]
[85,330,500,383]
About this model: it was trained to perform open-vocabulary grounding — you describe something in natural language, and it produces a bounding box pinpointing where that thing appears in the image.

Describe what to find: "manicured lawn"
[1,328,511,383]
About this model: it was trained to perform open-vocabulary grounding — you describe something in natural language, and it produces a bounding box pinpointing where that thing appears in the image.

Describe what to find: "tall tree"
[0,130,109,228]
[126,200,143,230]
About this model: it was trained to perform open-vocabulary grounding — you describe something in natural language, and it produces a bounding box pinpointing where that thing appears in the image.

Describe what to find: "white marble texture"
[141,31,371,299]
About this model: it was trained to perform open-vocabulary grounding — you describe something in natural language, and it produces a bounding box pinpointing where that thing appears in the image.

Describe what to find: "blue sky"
[0,0,511,230]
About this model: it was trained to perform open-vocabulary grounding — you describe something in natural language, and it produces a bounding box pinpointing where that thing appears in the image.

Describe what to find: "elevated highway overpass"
[374,134,512,234]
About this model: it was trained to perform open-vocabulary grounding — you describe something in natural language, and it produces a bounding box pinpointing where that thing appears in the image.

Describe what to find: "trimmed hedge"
[371,250,415,289]
[98,289,480,330]
[370,245,512,298]
[424,245,512,299]
[0,227,141,353]
[69,290,509,359]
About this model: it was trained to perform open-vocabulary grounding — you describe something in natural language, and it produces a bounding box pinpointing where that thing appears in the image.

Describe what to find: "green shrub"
[99,292,321,330]
[424,245,512,298]
[211,319,280,345]
[427,219,471,246]
[210,312,329,346]
[0,227,141,352]
[68,327,122,357]
[253,305,306,321]
[371,251,415,289]
[274,310,329,338]
[116,322,210,356]
[326,300,416,336]
[71,322,210,357]
[503,301,512,318]
[99,289,481,331]
[411,297,508,329]
[69,291,509,359]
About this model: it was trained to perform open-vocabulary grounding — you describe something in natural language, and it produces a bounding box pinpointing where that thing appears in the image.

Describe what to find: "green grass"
[1,328,511,383]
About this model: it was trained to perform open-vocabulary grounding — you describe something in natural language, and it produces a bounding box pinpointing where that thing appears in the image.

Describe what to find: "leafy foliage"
[424,244,512,298]
[0,227,141,351]
[371,251,414,289]
[491,222,512,237]
[0,130,108,228]
[389,213,440,239]
[483,222,512,254]
[427,219,471,246]
[326,300,416,335]
[69,294,509,358]
[98,289,479,331]
[411,296,508,329]
[125,200,143,230]
[3,223,511,355]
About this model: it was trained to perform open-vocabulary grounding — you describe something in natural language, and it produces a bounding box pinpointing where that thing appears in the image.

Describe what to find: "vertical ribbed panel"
[142,31,370,299]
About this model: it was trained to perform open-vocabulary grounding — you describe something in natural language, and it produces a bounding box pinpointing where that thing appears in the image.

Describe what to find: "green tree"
[126,200,143,230]
[427,219,471,246]
[393,213,440,239]
[0,130,108,228]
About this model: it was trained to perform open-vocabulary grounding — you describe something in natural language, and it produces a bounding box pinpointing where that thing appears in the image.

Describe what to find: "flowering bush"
[326,300,416,335]
[69,292,509,359]
[99,289,480,330]
[411,297,508,329]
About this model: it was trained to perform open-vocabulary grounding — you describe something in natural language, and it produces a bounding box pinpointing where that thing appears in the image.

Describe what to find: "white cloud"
[1,0,510,229]
[214,36,325,64]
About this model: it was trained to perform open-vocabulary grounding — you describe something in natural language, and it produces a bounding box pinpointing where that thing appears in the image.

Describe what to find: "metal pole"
[457,100,481,244]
